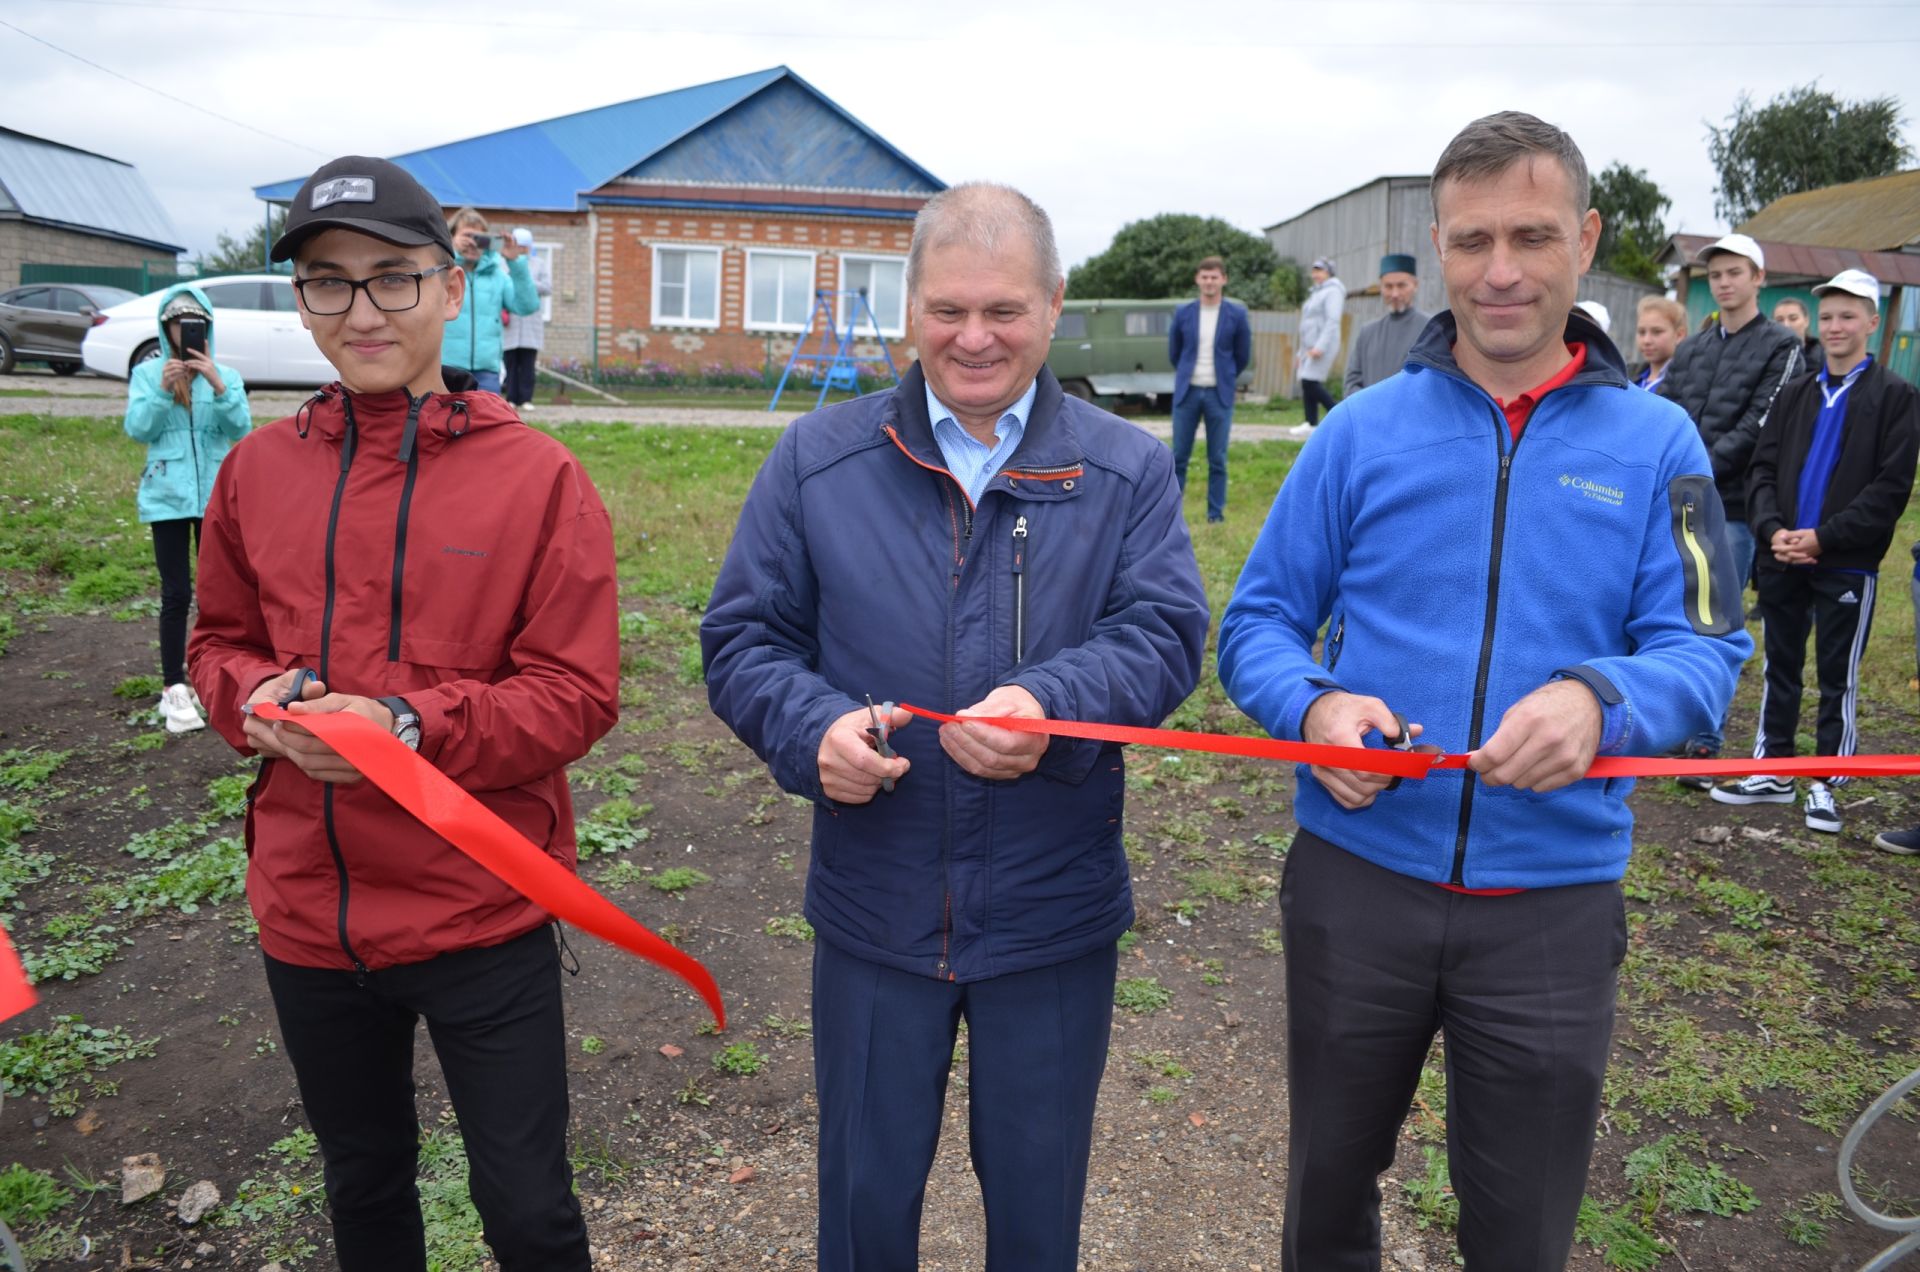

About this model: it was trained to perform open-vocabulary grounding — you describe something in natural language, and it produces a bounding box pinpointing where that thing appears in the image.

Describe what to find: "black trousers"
[150,517,200,685]
[1754,567,1876,782]
[262,925,588,1272]
[1300,378,1337,425]
[1279,830,1626,1271]
[502,347,539,407]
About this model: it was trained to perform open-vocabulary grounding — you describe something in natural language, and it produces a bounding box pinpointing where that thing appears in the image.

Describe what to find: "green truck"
[1047,298,1253,404]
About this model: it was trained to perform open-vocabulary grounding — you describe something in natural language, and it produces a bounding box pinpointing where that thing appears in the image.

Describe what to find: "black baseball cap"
[270,155,456,264]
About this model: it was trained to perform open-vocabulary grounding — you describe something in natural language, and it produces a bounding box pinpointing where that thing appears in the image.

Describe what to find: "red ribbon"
[253,704,725,1029]
[899,704,1920,780]
[0,924,37,1026]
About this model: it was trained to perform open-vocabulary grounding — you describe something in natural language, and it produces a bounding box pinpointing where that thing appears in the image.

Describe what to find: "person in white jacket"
[1296,257,1346,431]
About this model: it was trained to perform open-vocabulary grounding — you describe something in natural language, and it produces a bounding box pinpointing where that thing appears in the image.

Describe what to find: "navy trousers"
[1279,830,1626,1272]
[812,937,1118,1272]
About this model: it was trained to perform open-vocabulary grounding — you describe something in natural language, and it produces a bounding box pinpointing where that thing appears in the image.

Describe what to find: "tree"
[1708,84,1912,224]
[1589,162,1671,285]
[198,207,287,275]
[1065,213,1282,307]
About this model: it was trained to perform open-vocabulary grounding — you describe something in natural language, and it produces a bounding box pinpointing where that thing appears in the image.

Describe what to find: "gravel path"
[0,371,1315,443]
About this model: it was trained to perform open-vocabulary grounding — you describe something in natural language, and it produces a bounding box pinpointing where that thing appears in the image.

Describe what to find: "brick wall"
[0,221,176,288]
[590,208,919,376]
[455,209,593,363]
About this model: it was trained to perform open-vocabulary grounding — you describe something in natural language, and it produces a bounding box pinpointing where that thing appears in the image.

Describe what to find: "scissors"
[865,694,897,794]
[1382,711,1416,792]
[240,667,318,716]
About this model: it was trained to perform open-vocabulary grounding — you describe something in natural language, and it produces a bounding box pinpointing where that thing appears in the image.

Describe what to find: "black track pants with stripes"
[1753,567,1876,783]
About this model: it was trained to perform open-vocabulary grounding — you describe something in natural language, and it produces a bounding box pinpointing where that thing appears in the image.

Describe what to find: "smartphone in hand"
[178,317,208,361]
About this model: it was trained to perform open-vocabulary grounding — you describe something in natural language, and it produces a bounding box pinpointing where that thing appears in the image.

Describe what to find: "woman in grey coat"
[1296,257,1346,427]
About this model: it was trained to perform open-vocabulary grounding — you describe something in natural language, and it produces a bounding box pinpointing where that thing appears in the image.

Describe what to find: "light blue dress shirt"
[926,379,1038,505]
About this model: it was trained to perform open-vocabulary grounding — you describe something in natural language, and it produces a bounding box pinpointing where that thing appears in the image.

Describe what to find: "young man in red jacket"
[189,156,619,1271]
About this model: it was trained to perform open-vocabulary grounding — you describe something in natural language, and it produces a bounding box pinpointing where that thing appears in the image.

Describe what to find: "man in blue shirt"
[1717,269,1919,836]
[703,182,1208,1271]
[1168,256,1253,522]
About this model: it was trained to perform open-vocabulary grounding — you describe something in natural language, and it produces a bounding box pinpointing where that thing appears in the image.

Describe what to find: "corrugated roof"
[0,127,183,251]
[1661,232,1920,288]
[1736,168,1920,251]
[254,66,941,210]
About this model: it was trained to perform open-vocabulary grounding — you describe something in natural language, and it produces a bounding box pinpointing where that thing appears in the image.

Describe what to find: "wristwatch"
[378,696,421,751]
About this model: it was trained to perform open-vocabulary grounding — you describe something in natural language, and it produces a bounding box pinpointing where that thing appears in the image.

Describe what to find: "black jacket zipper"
[1451,415,1522,886]
[319,398,368,974]
[387,394,427,661]
[1011,514,1028,665]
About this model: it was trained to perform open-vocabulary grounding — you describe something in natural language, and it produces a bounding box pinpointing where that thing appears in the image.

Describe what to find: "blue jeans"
[470,369,502,395]
[1171,387,1232,521]
[1688,518,1755,752]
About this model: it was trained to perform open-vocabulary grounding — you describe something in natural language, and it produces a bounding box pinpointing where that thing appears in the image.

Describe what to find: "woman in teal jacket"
[123,284,251,733]
[442,207,540,395]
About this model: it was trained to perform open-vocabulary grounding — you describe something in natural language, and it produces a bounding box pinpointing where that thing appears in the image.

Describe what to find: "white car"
[81,274,339,386]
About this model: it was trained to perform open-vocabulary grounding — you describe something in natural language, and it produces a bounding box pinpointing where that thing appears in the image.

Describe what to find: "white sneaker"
[520,401,538,412]
[159,683,205,734]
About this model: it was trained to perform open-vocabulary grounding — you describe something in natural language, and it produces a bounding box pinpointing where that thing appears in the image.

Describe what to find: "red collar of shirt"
[1493,342,1588,442]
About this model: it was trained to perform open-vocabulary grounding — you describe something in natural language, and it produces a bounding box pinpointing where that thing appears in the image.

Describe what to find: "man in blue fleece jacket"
[1219,112,1751,1269]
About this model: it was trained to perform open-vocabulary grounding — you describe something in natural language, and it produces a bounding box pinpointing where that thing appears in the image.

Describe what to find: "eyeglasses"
[293,264,452,315]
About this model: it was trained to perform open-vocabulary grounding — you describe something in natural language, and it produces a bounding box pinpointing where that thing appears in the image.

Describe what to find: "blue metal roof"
[254,67,942,210]
[0,128,184,252]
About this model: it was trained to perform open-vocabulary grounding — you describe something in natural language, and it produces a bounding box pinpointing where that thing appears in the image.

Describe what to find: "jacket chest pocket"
[392,541,520,676]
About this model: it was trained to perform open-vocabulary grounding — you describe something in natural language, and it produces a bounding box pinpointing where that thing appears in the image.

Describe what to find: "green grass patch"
[1114,976,1173,1015]
[112,673,164,700]
[0,748,69,793]
[648,866,711,894]
[0,1014,157,1116]
[0,1162,72,1227]
[713,1040,767,1075]
[764,913,814,941]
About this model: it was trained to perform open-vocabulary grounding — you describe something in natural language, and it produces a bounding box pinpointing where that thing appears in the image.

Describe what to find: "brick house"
[0,127,183,288]
[253,67,944,376]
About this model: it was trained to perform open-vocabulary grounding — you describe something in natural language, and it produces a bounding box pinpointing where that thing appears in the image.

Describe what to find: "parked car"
[0,282,139,375]
[81,274,338,386]
[1046,298,1253,405]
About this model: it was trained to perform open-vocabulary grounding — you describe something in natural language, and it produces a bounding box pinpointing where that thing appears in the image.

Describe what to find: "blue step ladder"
[768,288,901,411]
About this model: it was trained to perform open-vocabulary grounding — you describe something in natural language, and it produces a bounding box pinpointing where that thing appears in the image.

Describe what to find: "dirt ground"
[1,598,1915,1272]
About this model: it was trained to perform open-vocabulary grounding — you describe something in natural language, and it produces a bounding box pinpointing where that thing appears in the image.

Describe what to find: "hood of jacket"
[293,380,522,462]
[154,281,220,360]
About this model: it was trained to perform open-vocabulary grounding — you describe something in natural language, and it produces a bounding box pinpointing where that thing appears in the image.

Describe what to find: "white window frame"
[837,253,907,339]
[530,240,563,323]
[650,243,722,329]
[744,249,819,334]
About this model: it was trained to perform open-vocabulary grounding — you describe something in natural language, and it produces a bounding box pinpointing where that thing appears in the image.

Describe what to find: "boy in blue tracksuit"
[703,183,1207,1272]
[1219,113,1750,1270]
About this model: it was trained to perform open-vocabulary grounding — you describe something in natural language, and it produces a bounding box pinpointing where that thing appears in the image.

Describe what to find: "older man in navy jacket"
[703,183,1208,1272]
[1168,256,1253,522]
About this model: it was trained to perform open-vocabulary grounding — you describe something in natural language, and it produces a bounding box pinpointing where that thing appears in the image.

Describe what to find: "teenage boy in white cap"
[1714,269,1918,835]
[1659,232,1804,777]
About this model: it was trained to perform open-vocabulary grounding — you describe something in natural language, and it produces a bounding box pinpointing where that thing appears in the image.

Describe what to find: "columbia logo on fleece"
[1559,473,1625,507]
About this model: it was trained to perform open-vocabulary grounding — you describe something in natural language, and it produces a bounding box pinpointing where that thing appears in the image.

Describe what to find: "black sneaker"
[1674,743,1718,791]
[1802,781,1841,834]
[1872,826,1920,856]
[1710,774,1796,805]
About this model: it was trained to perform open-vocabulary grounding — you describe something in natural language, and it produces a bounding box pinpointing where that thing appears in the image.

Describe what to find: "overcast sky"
[4,0,1916,273]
